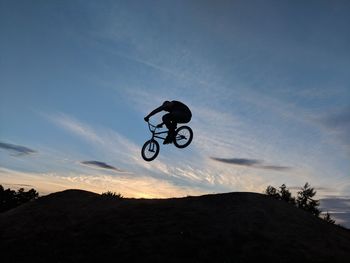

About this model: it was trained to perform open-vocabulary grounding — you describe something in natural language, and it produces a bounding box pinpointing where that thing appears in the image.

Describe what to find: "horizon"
[1,1,349,227]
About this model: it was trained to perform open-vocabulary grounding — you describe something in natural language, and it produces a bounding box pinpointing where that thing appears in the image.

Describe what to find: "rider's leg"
[162,113,176,144]
[162,113,176,130]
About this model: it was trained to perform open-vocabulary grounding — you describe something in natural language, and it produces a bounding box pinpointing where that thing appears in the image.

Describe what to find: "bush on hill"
[0,185,39,212]
[101,191,123,199]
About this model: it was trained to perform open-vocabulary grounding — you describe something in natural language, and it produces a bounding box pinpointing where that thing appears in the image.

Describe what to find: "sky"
[0,0,349,226]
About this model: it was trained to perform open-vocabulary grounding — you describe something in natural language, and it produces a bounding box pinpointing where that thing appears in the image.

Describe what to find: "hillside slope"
[1,189,350,262]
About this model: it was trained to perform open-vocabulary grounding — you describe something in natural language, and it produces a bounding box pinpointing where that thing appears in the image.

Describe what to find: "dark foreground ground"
[1,189,350,263]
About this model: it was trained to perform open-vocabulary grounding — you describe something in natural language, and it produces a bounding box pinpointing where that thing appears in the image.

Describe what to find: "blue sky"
[1,0,350,226]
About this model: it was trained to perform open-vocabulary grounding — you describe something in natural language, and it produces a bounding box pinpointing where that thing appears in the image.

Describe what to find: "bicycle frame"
[147,122,168,141]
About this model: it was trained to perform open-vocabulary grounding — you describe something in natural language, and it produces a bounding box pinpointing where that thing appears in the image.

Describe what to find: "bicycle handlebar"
[147,121,158,132]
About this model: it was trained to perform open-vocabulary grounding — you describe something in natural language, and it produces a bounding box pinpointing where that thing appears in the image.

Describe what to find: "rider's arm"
[144,105,165,121]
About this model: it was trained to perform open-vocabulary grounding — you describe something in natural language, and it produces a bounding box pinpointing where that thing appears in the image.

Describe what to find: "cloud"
[48,113,104,144]
[320,197,350,228]
[212,158,260,166]
[80,161,127,173]
[45,112,141,162]
[288,186,333,192]
[1,183,35,188]
[0,142,36,156]
[211,157,291,171]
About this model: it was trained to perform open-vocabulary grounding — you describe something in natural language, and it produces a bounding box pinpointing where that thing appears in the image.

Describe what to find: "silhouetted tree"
[0,185,39,213]
[0,186,16,212]
[323,212,335,224]
[296,182,321,217]
[264,183,335,223]
[265,185,280,199]
[279,184,296,205]
[265,184,295,205]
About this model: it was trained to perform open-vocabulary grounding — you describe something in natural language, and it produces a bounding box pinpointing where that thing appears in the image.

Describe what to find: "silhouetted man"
[144,100,192,144]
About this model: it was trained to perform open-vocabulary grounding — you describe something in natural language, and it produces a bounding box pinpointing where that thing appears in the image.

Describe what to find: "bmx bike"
[141,121,193,161]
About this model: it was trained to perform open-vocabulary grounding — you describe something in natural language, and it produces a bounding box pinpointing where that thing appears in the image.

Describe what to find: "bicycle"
[141,121,193,161]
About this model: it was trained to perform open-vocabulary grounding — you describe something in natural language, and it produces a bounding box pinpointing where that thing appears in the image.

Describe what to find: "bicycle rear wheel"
[141,139,160,161]
[173,126,193,148]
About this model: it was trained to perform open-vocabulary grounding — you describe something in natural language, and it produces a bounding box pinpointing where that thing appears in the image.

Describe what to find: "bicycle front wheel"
[173,126,193,148]
[141,139,160,161]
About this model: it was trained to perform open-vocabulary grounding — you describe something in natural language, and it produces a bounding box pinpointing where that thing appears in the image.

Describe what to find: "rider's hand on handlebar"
[144,116,149,122]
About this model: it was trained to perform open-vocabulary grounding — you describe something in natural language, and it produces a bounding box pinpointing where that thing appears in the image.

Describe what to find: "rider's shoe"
[163,133,174,144]
[163,136,173,144]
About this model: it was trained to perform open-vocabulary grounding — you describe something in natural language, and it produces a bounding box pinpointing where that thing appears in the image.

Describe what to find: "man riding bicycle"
[144,100,192,144]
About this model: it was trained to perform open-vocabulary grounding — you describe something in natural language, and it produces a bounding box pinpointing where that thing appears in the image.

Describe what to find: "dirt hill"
[1,189,350,262]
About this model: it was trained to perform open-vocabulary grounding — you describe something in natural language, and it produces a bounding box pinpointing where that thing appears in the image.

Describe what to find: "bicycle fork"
[148,139,156,152]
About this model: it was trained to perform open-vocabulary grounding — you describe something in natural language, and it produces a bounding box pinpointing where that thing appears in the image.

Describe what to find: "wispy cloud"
[320,197,350,228]
[0,142,37,156]
[45,112,140,160]
[49,113,104,144]
[44,112,180,181]
[211,157,291,171]
[80,160,127,173]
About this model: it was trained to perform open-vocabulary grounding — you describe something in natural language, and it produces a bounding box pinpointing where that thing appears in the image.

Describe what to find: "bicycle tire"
[141,139,160,161]
[173,126,193,148]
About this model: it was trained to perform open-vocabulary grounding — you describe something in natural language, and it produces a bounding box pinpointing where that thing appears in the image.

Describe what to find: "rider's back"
[171,101,192,117]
